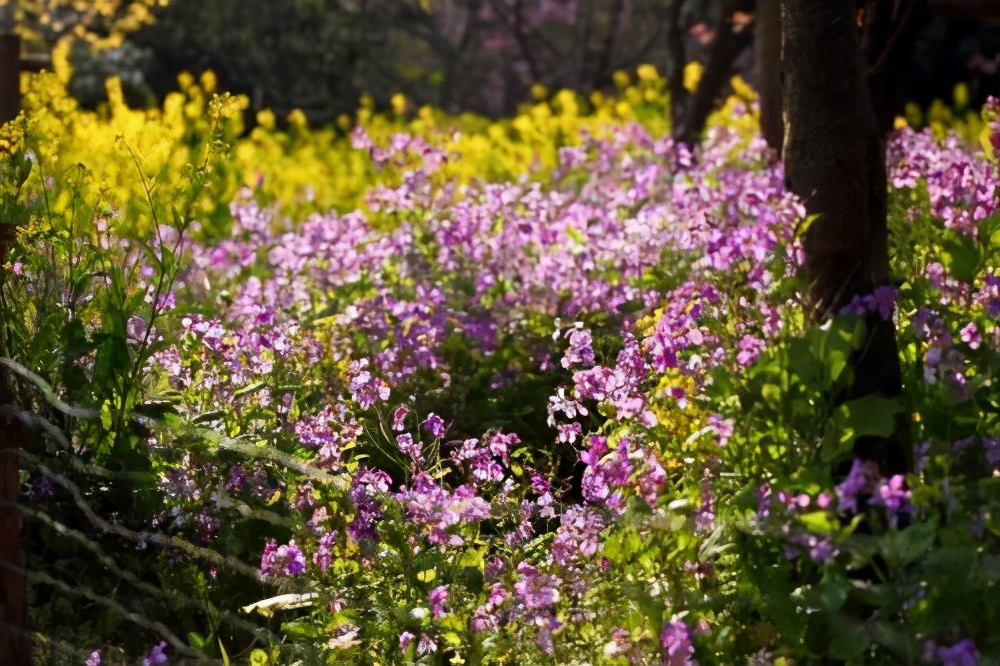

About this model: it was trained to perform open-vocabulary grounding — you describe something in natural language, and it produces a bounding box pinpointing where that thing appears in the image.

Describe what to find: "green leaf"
[827,614,871,660]
[881,519,937,568]
[796,213,822,239]
[100,400,113,430]
[940,231,982,284]
[841,394,903,435]
[458,548,485,569]
[867,620,915,664]
[815,572,851,612]
[233,381,267,397]
[417,568,436,583]
[616,299,646,314]
[799,511,839,535]
[824,395,903,463]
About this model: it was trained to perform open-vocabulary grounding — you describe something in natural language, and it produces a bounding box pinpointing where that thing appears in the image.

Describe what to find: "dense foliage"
[1,67,999,665]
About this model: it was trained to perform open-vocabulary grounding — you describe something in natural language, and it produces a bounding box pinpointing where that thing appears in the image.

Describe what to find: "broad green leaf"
[799,511,839,535]
[827,615,871,660]
[940,231,982,284]
[881,519,937,568]
[825,395,903,462]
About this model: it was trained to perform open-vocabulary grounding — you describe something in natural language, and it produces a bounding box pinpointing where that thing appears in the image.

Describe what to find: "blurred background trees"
[5,0,1000,128]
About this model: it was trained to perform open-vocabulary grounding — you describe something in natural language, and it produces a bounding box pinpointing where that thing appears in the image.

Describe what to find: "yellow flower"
[257,109,276,130]
[391,93,408,116]
[287,108,308,128]
[683,61,703,92]
[636,64,660,83]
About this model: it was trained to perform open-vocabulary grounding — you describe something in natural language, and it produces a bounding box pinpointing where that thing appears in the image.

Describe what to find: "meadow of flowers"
[1,68,998,665]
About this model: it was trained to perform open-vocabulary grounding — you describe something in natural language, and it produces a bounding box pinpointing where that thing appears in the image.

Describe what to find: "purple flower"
[871,286,898,320]
[392,405,409,431]
[396,433,422,462]
[348,358,390,409]
[552,506,606,565]
[429,585,449,619]
[841,286,897,320]
[660,620,698,666]
[535,615,562,656]
[581,467,610,502]
[695,478,714,533]
[423,413,447,439]
[260,539,307,577]
[808,536,837,564]
[836,459,870,513]
[757,484,772,520]
[417,633,437,655]
[875,474,912,528]
[737,335,766,366]
[984,438,1000,469]
[141,641,168,666]
[514,562,560,608]
[959,323,981,350]
[937,639,979,666]
[85,651,101,666]
[399,631,416,652]
[312,531,337,572]
[561,328,595,368]
[703,417,732,449]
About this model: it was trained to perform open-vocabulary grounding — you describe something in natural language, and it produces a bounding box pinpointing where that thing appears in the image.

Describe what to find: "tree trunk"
[1,15,30,645]
[863,0,926,139]
[674,1,754,146]
[0,377,28,666]
[665,0,690,137]
[754,0,783,153]
[781,0,908,475]
[0,33,20,125]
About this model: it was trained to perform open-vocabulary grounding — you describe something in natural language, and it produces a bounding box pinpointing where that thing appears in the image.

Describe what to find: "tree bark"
[754,0,783,153]
[1,19,30,645]
[863,0,926,139]
[0,377,28,666]
[0,249,28,665]
[664,0,690,136]
[0,33,20,126]
[674,1,753,146]
[781,0,908,475]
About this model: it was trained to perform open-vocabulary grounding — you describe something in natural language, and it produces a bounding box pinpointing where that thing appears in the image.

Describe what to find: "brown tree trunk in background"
[0,33,20,125]
[782,0,908,475]
[0,378,28,666]
[863,0,926,139]
[754,0,783,153]
[665,0,690,137]
[674,1,753,146]
[1,17,29,650]
[0,256,28,664]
